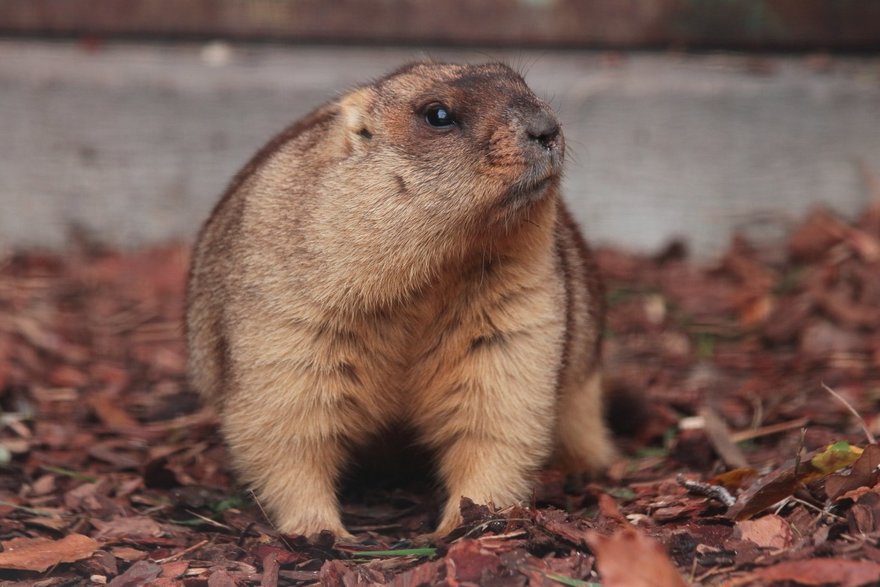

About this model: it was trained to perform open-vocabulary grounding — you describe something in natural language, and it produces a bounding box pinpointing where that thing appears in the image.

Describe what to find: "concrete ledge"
[2,41,879,257]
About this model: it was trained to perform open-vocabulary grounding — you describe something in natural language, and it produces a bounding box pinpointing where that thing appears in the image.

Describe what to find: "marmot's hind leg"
[553,370,616,474]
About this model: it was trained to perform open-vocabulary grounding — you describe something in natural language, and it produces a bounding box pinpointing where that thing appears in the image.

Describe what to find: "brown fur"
[186,62,614,538]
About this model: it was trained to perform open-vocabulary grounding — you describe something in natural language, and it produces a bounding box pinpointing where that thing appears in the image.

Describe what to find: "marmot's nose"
[525,110,561,150]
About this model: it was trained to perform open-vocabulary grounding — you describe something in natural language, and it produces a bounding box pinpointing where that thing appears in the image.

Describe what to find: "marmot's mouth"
[503,174,556,209]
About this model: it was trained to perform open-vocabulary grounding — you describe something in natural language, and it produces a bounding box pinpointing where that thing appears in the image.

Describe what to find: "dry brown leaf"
[848,489,880,535]
[739,294,774,327]
[259,552,279,587]
[92,516,164,540]
[537,509,592,546]
[708,467,758,490]
[207,569,237,587]
[827,444,880,500]
[728,443,863,520]
[598,492,628,524]
[107,560,162,587]
[787,208,848,262]
[844,227,880,262]
[109,546,148,562]
[740,558,880,587]
[586,527,687,587]
[88,393,140,429]
[734,514,793,549]
[699,406,749,469]
[160,560,189,579]
[445,539,502,584]
[0,533,100,572]
[389,561,442,587]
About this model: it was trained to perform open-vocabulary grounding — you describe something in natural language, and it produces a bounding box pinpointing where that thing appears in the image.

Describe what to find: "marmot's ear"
[338,86,377,153]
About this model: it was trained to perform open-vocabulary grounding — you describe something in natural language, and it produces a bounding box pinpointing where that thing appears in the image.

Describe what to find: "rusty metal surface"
[1,0,879,49]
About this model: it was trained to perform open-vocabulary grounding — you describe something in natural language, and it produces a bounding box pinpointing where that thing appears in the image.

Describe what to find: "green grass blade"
[41,465,99,482]
[545,572,601,587]
[348,547,437,558]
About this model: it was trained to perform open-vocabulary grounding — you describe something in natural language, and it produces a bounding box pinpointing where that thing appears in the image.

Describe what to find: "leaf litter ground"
[1,203,879,586]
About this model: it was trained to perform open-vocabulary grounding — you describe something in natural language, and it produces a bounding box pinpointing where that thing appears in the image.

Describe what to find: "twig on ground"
[730,417,810,443]
[462,518,530,539]
[153,539,209,564]
[183,509,233,531]
[699,406,749,469]
[788,497,845,522]
[821,383,876,444]
[249,489,294,551]
[794,427,807,477]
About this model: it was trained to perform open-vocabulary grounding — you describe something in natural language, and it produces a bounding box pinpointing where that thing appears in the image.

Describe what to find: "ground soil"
[1,203,879,586]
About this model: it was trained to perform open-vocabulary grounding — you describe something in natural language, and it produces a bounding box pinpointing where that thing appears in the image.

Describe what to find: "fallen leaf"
[160,560,189,579]
[260,552,279,587]
[698,406,748,469]
[598,492,628,525]
[80,549,118,577]
[251,544,303,566]
[739,558,880,587]
[826,444,880,499]
[800,320,865,360]
[0,533,100,572]
[708,467,757,491]
[48,364,89,388]
[734,514,793,549]
[88,393,140,429]
[318,559,385,585]
[586,527,687,587]
[389,561,442,587]
[787,208,847,262]
[107,560,162,587]
[207,569,237,587]
[537,509,592,546]
[92,516,164,541]
[109,546,148,562]
[652,500,708,522]
[844,227,880,262]
[738,295,773,327]
[811,441,863,474]
[445,539,502,583]
[729,443,864,520]
[848,489,880,535]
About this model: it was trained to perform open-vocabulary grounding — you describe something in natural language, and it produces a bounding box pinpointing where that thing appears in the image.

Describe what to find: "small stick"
[249,489,295,551]
[184,509,233,531]
[152,539,209,564]
[788,497,845,522]
[821,382,876,444]
[730,417,809,443]
[794,427,807,477]
[689,556,699,584]
[699,406,749,469]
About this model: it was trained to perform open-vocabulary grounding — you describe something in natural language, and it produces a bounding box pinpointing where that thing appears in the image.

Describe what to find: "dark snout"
[500,104,566,209]
[521,106,565,174]
[525,109,562,151]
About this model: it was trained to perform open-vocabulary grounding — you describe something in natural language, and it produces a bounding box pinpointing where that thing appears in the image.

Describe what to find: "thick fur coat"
[187,62,614,538]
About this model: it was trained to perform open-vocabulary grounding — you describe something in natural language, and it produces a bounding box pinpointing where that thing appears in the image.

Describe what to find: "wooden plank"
[1,0,879,49]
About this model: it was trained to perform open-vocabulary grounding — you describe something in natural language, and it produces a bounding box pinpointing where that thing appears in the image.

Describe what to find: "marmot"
[186,61,614,539]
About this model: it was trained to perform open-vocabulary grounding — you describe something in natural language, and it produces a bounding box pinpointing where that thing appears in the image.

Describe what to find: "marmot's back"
[186,61,613,539]
[186,103,340,407]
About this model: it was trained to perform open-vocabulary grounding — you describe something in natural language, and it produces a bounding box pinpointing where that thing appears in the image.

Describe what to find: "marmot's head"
[329,61,564,233]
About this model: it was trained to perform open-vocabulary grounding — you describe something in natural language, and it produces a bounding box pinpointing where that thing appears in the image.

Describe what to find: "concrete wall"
[2,41,879,257]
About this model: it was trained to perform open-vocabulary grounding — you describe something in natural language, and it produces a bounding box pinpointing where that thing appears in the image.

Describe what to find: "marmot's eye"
[424,104,456,129]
